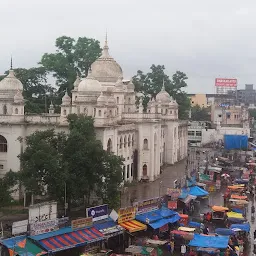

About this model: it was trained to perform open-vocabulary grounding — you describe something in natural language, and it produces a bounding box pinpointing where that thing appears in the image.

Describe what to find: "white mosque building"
[0,39,188,186]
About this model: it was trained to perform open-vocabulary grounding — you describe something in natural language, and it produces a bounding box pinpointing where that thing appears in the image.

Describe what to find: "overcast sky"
[1,0,256,93]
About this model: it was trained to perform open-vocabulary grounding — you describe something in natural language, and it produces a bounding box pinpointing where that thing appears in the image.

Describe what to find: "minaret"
[101,32,111,58]
[49,101,55,114]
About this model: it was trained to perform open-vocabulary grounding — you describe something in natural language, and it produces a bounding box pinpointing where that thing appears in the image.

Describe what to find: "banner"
[30,219,58,236]
[12,220,28,235]
[215,78,237,87]
[134,197,161,214]
[71,217,93,229]
[118,207,136,224]
[168,201,177,210]
[166,189,181,200]
[86,204,108,222]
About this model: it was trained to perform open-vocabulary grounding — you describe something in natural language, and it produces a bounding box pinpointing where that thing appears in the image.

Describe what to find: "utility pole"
[64,182,67,216]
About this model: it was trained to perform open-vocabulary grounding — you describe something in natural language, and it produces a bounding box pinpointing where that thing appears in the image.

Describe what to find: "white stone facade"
[0,39,188,185]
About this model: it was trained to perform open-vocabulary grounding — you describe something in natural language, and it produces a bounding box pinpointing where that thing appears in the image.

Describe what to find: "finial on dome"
[105,31,108,47]
[161,79,165,91]
[10,56,13,70]
[101,33,111,58]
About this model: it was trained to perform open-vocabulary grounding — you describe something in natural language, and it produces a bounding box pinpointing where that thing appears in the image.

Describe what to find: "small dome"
[14,89,24,103]
[156,86,171,103]
[127,78,135,90]
[91,40,123,83]
[73,75,81,89]
[107,94,116,106]
[97,92,107,105]
[62,90,71,105]
[78,69,102,93]
[0,70,23,91]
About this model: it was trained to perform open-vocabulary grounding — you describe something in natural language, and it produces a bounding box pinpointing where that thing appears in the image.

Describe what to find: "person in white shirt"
[181,244,186,255]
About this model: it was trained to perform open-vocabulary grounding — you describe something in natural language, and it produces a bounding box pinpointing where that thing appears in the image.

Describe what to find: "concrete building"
[0,39,188,185]
[188,94,208,108]
[236,84,256,106]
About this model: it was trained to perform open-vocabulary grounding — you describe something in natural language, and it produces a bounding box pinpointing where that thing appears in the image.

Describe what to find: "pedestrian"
[252,205,255,217]
[181,244,186,256]
[170,239,174,254]
[203,226,209,235]
[254,229,256,240]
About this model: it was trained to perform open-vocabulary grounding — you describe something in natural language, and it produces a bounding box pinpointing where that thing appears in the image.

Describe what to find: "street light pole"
[64,182,67,216]
[159,181,163,197]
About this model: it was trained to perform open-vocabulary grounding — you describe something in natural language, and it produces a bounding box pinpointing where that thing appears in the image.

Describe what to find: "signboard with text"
[86,204,108,222]
[30,219,58,236]
[134,197,161,214]
[71,217,93,230]
[215,78,237,87]
[166,188,181,200]
[118,207,136,224]
[12,220,28,235]
[168,201,178,210]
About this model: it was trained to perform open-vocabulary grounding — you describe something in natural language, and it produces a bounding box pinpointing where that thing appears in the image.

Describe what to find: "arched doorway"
[107,138,112,152]
[142,164,147,176]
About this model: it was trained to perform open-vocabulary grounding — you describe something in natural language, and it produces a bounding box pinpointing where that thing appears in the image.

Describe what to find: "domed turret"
[73,75,81,90]
[97,91,107,106]
[78,68,102,93]
[127,78,135,90]
[156,81,171,104]
[114,76,124,91]
[62,90,71,105]
[13,89,24,103]
[91,35,123,83]
[0,69,23,92]
[107,94,116,106]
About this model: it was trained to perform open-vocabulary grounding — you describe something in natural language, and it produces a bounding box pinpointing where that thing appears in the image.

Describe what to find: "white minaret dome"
[78,68,102,93]
[62,90,71,105]
[91,35,123,83]
[13,89,24,103]
[0,69,23,91]
[97,91,107,106]
[127,78,135,90]
[156,81,171,103]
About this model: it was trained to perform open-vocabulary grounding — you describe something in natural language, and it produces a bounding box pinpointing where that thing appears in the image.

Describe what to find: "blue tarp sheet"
[180,186,209,198]
[167,214,180,224]
[234,179,249,184]
[232,208,244,214]
[135,207,176,224]
[187,176,197,187]
[93,218,118,230]
[189,221,201,228]
[224,135,248,150]
[189,234,229,249]
[230,223,250,232]
[215,228,234,236]
[148,214,180,229]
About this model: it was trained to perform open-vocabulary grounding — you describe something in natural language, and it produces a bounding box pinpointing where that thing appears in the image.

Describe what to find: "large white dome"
[78,69,102,93]
[91,40,123,83]
[156,86,171,103]
[0,70,23,91]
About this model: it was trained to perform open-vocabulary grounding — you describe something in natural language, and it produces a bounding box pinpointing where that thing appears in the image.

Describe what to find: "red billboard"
[215,78,237,87]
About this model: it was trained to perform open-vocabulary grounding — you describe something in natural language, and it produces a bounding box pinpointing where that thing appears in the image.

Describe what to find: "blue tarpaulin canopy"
[230,223,250,232]
[187,176,197,187]
[148,214,180,229]
[224,135,248,150]
[215,228,235,236]
[189,234,229,249]
[135,207,176,224]
[234,179,249,184]
[180,186,209,198]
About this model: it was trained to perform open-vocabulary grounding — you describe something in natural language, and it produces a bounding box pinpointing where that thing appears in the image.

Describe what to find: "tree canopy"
[19,115,123,210]
[133,65,191,119]
[190,105,211,121]
[40,36,101,93]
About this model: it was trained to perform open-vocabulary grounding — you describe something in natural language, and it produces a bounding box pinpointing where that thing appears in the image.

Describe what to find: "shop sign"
[159,223,168,233]
[118,206,136,224]
[12,220,28,235]
[86,204,108,222]
[166,188,181,200]
[134,197,161,214]
[30,219,58,236]
[57,217,69,228]
[168,201,177,210]
[71,217,93,229]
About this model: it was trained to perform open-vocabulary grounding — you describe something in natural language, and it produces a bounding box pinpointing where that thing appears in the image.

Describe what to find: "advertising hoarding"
[133,197,161,214]
[166,188,181,200]
[29,201,57,223]
[12,220,28,235]
[71,217,93,229]
[118,207,136,224]
[86,204,108,222]
[30,219,58,236]
[215,78,237,87]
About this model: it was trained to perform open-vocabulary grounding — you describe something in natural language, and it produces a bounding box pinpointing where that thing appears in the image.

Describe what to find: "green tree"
[40,36,101,93]
[133,65,190,119]
[19,130,68,202]
[191,105,211,121]
[0,170,19,207]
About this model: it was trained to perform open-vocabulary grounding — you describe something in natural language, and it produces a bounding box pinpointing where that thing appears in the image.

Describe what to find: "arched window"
[132,135,135,147]
[0,135,7,152]
[109,110,112,116]
[124,136,127,148]
[143,139,148,150]
[107,138,112,152]
[127,165,130,179]
[170,110,172,114]
[93,108,96,117]
[128,108,130,113]
[117,97,119,104]
[98,110,102,116]
[119,136,123,149]
[3,105,7,115]
[131,163,133,177]
[128,98,131,104]
[143,164,147,176]
[63,109,67,115]
[165,109,168,115]
[128,135,131,147]
[15,108,18,114]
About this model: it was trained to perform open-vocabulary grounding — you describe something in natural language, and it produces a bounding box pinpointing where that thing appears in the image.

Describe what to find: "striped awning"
[38,227,104,252]
[119,220,146,233]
